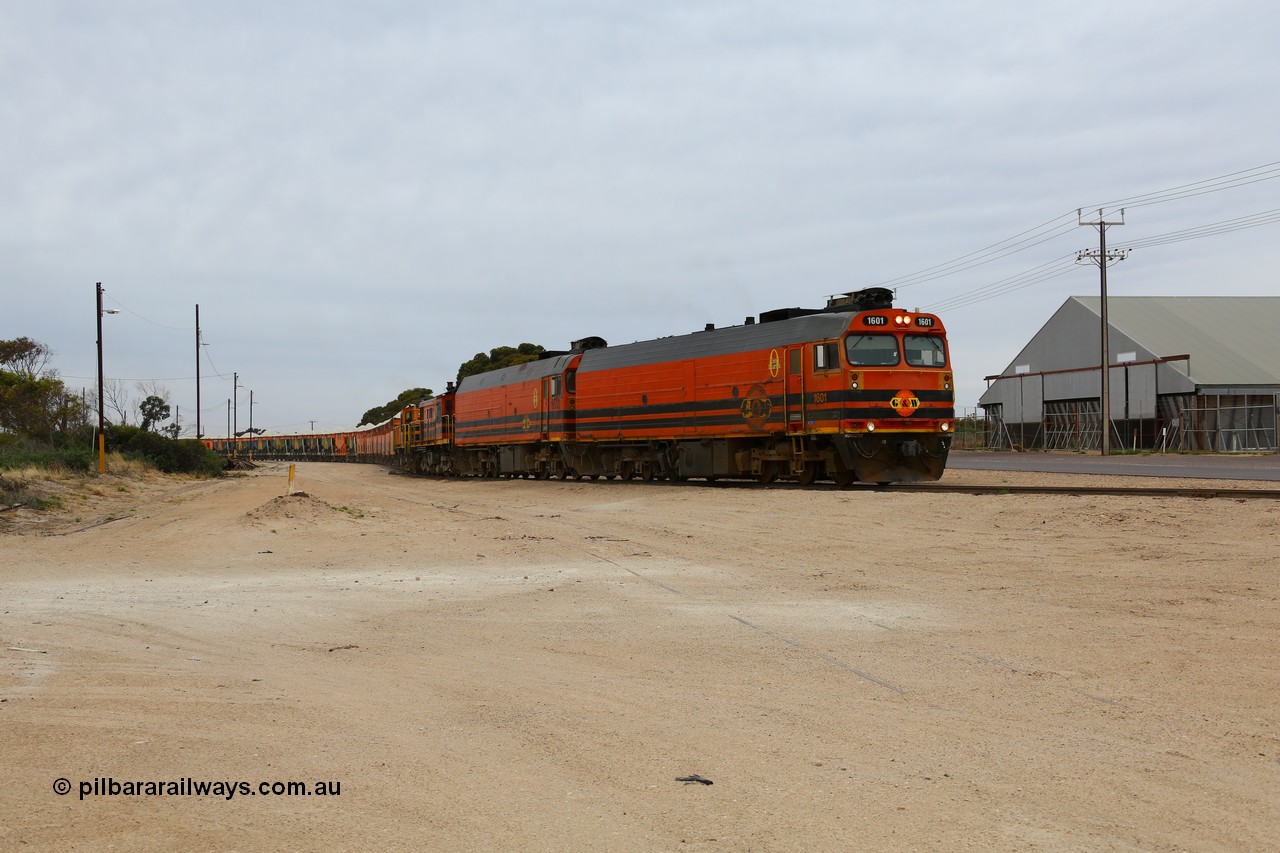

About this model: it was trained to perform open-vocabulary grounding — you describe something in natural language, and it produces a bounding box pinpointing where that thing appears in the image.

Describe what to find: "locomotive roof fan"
[570,336,608,352]
[825,287,895,312]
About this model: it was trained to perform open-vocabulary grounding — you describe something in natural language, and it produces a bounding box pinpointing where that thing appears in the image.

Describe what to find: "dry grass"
[101,453,155,477]
[2,454,162,516]
[5,454,153,482]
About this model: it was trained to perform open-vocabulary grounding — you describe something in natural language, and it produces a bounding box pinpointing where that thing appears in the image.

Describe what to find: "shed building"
[979,296,1280,451]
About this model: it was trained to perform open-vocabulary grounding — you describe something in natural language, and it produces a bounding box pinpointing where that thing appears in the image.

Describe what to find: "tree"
[139,395,172,432]
[0,337,81,443]
[0,337,53,379]
[102,378,132,427]
[358,387,434,427]
[456,343,546,382]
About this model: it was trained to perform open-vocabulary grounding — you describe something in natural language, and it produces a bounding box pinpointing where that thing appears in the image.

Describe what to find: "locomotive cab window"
[904,335,947,367]
[550,376,562,398]
[844,334,899,366]
[814,342,839,371]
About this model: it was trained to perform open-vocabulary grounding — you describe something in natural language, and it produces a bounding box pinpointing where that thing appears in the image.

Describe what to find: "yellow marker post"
[287,464,296,495]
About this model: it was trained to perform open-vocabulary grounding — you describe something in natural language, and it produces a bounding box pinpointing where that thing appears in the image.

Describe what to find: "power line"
[63,373,204,382]
[925,256,1079,312]
[1122,208,1280,250]
[200,343,234,380]
[877,213,1079,291]
[922,203,1279,312]
[890,160,1280,299]
[100,294,193,333]
[924,201,1279,312]
[1087,160,1280,214]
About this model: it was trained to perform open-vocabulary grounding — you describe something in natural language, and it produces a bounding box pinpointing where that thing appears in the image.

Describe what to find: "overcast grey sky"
[5,1,1278,433]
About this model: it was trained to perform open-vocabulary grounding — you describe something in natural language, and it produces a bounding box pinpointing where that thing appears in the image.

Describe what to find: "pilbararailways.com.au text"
[56,777,342,801]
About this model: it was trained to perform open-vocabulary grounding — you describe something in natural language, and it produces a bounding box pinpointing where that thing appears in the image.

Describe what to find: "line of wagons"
[206,288,956,485]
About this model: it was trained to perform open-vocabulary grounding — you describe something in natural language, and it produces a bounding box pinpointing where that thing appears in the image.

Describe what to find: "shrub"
[0,434,93,472]
[106,426,223,475]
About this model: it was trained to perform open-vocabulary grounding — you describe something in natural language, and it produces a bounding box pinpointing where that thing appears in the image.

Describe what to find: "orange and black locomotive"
[210,288,954,485]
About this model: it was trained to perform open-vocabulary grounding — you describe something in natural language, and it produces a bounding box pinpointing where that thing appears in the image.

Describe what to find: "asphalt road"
[947,449,1280,481]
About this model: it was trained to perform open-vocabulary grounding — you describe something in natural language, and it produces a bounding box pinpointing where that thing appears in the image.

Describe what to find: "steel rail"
[391,467,1280,498]
[871,483,1280,499]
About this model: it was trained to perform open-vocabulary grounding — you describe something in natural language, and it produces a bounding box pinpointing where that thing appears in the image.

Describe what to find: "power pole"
[195,304,202,439]
[95,283,120,474]
[96,283,106,474]
[232,372,239,438]
[1077,209,1129,456]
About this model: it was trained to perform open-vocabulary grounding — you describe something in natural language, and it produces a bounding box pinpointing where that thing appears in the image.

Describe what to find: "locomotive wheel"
[757,464,778,485]
[641,465,655,482]
[796,464,818,486]
[831,468,855,487]
[620,466,635,481]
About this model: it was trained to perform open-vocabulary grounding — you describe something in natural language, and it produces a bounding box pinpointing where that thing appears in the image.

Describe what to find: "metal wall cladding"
[417,396,452,444]
[357,418,397,458]
[454,353,581,446]
[573,318,840,441]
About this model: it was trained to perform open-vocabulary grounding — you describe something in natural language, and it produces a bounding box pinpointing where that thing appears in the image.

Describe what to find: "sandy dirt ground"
[2,461,1277,851]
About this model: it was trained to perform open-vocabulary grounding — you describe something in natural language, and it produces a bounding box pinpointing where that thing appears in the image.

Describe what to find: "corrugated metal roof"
[578,313,856,373]
[1073,296,1280,385]
[456,353,579,393]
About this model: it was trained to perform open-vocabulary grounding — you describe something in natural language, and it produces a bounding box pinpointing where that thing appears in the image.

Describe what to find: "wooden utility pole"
[95,283,120,474]
[96,283,106,474]
[1077,209,1129,456]
[195,304,202,438]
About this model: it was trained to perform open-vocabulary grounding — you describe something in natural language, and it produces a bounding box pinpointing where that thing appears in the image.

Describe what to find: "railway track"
[389,467,1280,499]
[873,482,1280,499]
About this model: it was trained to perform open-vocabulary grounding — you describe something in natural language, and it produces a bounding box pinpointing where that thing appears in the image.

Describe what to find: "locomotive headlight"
[866,421,876,432]
[941,422,951,432]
